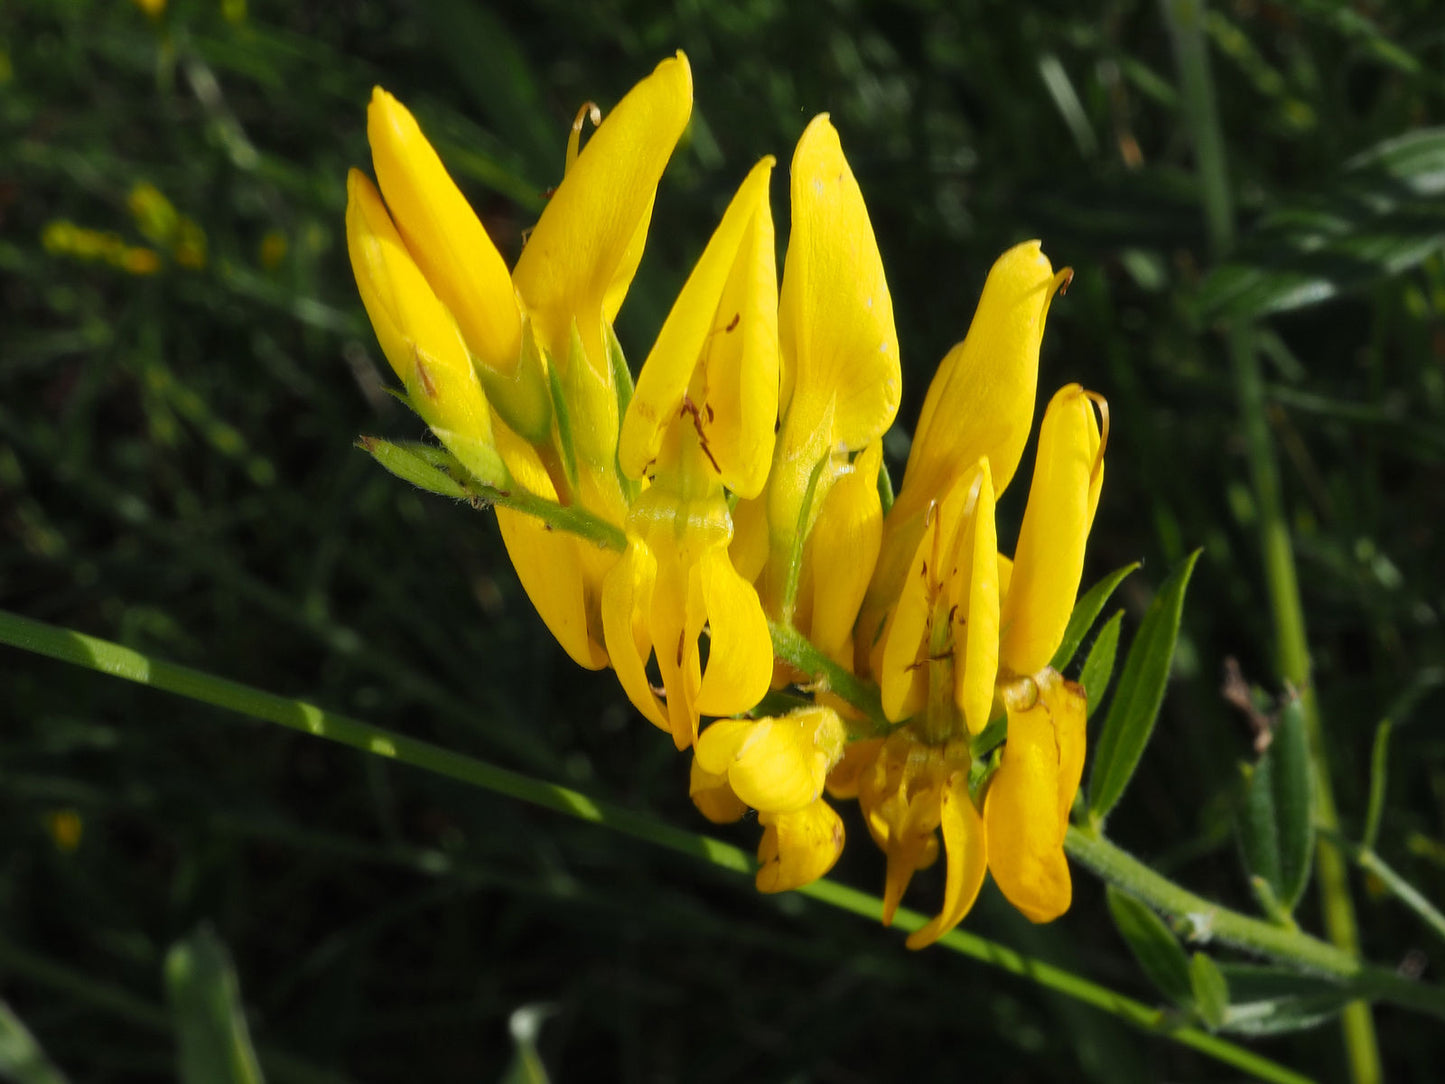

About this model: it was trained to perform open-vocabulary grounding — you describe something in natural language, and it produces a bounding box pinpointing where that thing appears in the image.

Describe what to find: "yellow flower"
[732,115,900,658]
[691,707,849,891]
[836,242,1104,946]
[350,55,693,670]
[603,159,778,748]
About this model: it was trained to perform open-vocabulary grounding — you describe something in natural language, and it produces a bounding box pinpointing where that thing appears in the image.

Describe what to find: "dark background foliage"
[2,0,1443,1079]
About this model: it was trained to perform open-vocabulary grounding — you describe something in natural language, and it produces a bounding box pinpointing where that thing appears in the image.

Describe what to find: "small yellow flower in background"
[42,220,161,276]
[44,809,83,853]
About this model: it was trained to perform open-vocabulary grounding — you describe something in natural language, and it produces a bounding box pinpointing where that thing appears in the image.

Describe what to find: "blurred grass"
[2,0,1444,1080]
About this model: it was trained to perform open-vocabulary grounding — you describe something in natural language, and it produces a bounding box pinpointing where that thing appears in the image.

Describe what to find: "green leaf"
[1106,888,1193,1009]
[1189,952,1230,1030]
[165,927,266,1084]
[1216,964,1353,1036]
[0,1000,71,1084]
[1195,129,1445,320]
[1237,695,1315,914]
[1079,609,1124,719]
[357,437,469,500]
[1049,562,1139,671]
[1088,550,1201,820]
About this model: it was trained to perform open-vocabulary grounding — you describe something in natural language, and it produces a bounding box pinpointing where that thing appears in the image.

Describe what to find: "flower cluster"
[346,53,1106,948]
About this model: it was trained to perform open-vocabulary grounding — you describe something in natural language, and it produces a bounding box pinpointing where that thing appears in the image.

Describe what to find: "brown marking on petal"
[724,312,740,332]
[413,351,437,399]
[676,629,687,668]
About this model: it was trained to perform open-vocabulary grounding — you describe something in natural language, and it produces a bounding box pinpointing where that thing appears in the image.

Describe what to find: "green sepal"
[358,436,469,499]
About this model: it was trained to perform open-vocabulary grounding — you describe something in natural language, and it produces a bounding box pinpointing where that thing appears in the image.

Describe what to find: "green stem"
[0,610,1314,1082]
[768,620,889,735]
[477,482,626,551]
[1161,1,1380,1078]
[1325,831,1445,949]
[1067,827,1445,1020]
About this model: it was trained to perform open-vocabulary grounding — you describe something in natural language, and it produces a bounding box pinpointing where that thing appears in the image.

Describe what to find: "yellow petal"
[906,771,987,948]
[600,542,668,731]
[984,674,1085,923]
[345,170,495,450]
[728,493,769,585]
[951,460,999,735]
[690,754,748,824]
[493,424,608,670]
[825,737,884,800]
[620,158,778,497]
[806,442,884,667]
[756,799,844,893]
[876,502,937,722]
[901,240,1068,503]
[779,115,900,452]
[366,89,520,378]
[513,53,692,370]
[694,549,773,718]
[698,708,846,814]
[999,384,1102,677]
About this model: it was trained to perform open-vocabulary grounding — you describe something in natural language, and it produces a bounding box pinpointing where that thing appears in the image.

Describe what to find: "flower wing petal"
[906,772,987,948]
[366,90,520,377]
[1000,383,1101,677]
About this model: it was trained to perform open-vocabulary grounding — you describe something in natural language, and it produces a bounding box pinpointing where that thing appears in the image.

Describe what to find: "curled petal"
[493,426,608,670]
[952,459,999,735]
[514,52,692,369]
[621,158,778,496]
[600,541,667,730]
[696,709,846,814]
[366,90,520,379]
[806,442,884,668]
[779,115,900,451]
[984,673,1087,923]
[825,737,884,800]
[902,240,1067,503]
[906,772,988,949]
[1000,384,1102,677]
[756,799,844,893]
[694,549,772,718]
[690,755,747,824]
[345,171,496,466]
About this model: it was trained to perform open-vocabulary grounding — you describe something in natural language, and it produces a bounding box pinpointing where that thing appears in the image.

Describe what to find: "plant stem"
[0,610,1325,1082]
[1161,1,1380,1078]
[1326,831,1445,949]
[1067,826,1445,1020]
[768,620,889,735]
[477,482,626,551]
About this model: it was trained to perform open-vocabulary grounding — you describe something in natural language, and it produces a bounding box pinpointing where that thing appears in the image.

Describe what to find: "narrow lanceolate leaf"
[0,1000,71,1084]
[1195,128,1445,320]
[1088,550,1201,821]
[357,437,469,500]
[1106,887,1193,1010]
[165,927,266,1084]
[1049,561,1139,671]
[1217,964,1353,1036]
[1237,695,1315,915]
[1079,609,1124,719]
[1189,952,1230,1031]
